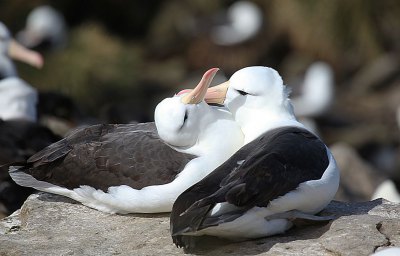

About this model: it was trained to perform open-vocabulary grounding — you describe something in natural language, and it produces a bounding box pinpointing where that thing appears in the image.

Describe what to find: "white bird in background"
[372,180,400,203]
[211,1,263,46]
[289,61,335,133]
[0,22,60,216]
[10,68,244,214]
[291,61,334,118]
[17,5,67,51]
[371,106,400,203]
[0,21,43,122]
[171,66,340,248]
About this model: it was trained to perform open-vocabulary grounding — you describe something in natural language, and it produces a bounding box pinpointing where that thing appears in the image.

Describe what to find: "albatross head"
[16,5,67,50]
[155,68,222,147]
[155,68,243,188]
[204,66,300,143]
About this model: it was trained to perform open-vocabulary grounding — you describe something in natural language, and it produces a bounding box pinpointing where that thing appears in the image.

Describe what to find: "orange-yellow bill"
[180,68,219,104]
[203,81,230,105]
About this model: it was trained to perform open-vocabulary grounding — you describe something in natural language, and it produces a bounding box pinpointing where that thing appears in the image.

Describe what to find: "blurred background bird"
[0,21,60,217]
[16,5,67,52]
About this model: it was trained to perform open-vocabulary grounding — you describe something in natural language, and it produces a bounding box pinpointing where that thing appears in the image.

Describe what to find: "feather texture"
[171,126,329,247]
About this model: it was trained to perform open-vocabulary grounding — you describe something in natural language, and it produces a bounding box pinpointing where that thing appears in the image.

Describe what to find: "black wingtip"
[1,160,27,169]
[172,235,197,250]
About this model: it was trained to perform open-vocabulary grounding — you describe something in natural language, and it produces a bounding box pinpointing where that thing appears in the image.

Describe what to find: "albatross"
[10,68,244,214]
[0,22,43,122]
[290,61,335,133]
[16,5,67,51]
[0,22,59,215]
[170,66,340,248]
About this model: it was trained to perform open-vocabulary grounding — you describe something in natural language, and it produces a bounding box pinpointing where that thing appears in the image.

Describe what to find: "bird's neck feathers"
[235,99,302,144]
[182,107,244,164]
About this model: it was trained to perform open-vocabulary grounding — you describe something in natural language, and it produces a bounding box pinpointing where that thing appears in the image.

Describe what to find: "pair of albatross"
[10,66,340,247]
[171,66,339,247]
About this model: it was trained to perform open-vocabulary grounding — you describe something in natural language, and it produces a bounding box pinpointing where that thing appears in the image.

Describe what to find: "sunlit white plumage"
[171,66,340,246]
[10,69,244,214]
[211,66,339,235]
[371,247,400,256]
[223,66,298,144]
[70,97,243,213]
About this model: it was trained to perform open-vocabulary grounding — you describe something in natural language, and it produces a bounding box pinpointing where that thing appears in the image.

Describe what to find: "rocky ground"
[0,193,399,256]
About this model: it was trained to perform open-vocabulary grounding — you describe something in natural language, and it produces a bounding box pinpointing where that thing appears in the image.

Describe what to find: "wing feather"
[171,126,329,247]
[18,123,195,191]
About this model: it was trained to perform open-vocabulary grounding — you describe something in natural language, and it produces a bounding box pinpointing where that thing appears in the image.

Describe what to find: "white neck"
[174,107,244,163]
[235,107,304,144]
[134,108,244,212]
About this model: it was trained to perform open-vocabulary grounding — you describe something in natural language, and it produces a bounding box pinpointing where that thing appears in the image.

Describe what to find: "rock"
[331,142,385,202]
[1,193,399,255]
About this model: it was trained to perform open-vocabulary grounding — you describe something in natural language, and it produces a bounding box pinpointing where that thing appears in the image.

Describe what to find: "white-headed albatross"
[170,66,340,248]
[0,22,59,215]
[0,21,43,122]
[16,5,67,51]
[210,1,263,46]
[291,61,334,118]
[10,68,244,214]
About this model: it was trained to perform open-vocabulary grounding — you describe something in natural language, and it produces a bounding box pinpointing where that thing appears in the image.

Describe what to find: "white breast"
[0,77,38,122]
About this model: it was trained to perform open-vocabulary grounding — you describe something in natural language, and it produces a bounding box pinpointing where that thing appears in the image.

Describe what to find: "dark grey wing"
[171,126,329,248]
[93,123,195,189]
[18,122,195,191]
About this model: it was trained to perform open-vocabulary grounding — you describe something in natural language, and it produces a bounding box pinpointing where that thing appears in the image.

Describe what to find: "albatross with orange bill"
[10,68,244,214]
[171,66,340,249]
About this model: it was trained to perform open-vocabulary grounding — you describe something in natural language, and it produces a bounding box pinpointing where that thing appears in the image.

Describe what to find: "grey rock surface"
[0,193,399,256]
[331,142,385,202]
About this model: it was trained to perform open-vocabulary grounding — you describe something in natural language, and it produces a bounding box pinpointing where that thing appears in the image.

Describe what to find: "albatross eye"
[236,89,249,96]
[183,110,188,123]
